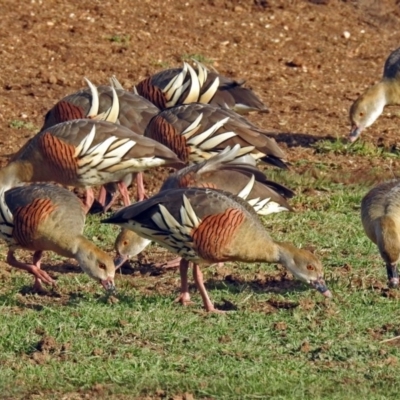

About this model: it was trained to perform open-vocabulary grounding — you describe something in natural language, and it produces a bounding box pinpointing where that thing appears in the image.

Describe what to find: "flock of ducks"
[2,46,400,312]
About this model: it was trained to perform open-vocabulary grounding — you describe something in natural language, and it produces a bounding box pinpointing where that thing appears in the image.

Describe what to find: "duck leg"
[84,188,95,214]
[386,262,399,287]
[117,181,131,206]
[97,185,112,210]
[192,264,224,313]
[136,172,148,202]
[174,259,193,305]
[154,256,182,269]
[7,250,55,291]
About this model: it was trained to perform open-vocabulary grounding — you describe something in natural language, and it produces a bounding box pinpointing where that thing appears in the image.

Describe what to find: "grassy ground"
[1,158,400,400]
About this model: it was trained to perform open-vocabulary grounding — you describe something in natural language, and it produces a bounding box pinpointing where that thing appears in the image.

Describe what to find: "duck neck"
[275,241,298,271]
[376,216,400,263]
[381,79,400,106]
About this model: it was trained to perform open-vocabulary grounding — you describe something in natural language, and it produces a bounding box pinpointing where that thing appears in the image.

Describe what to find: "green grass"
[181,53,214,64]
[0,161,400,399]
[9,120,37,131]
[106,34,131,44]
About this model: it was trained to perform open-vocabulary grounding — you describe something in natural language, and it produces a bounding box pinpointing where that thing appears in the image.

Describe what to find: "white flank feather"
[92,86,120,123]
[183,63,200,104]
[74,125,96,157]
[199,76,220,104]
[185,116,229,146]
[192,59,208,86]
[163,62,188,100]
[198,131,237,150]
[237,174,255,200]
[181,113,203,139]
[84,78,100,117]
[0,189,14,242]
[166,80,190,108]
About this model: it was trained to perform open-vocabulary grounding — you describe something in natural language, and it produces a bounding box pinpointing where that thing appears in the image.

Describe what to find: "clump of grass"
[181,53,213,64]
[313,138,398,158]
[9,120,37,131]
[107,34,130,44]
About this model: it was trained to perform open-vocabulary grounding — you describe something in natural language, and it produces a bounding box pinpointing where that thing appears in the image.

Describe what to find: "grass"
[9,120,37,131]
[181,53,214,64]
[106,34,131,44]
[0,161,400,399]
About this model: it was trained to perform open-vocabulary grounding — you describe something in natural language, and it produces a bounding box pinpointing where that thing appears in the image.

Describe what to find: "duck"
[103,187,331,313]
[41,79,160,207]
[114,228,151,268]
[349,47,400,142]
[160,144,294,214]
[133,60,268,114]
[41,78,159,132]
[144,102,287,168]
[113,145,294,269]
[1,119,183,212]
[361,179,400,287]
[0,183,115,292]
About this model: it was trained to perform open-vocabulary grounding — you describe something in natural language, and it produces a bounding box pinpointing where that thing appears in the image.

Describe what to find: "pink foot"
[174,292,193,306]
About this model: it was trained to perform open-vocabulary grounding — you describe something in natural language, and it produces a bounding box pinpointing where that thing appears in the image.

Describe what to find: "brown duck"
[41,79,160,206]
[361,179,400,287]
[349,47,400,142]
[42,78,159,132]
[134,61,267,114]
[113,145,294,268]
[1,119,183,212]
[144,102,287,169]
[0,183,115,292]
[103,188,331,313]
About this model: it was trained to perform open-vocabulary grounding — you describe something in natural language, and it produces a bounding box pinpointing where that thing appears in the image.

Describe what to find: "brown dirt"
[1,1,400,303]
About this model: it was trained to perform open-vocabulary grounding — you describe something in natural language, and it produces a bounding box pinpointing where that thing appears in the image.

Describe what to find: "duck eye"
[306,265,315,271]
[123,240,128,246]
[99,263,106,270]
[359,112,364,117]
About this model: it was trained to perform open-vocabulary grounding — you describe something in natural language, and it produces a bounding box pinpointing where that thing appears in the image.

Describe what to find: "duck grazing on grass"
[144,102,287,168]
[0,183,115,292]
[103,188,331,313]
[349,47,400,142]
[113,145,294,269]
[134,60,268,114]
[361,179,400,287]
[1,119,183,213]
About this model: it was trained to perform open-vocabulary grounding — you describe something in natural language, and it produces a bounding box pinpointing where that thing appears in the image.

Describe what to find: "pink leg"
[153,256,181,269]
[84,188,95,214]
[192,264,224,313]
[7,250,55,291]
[118,181,131,207]
[174,259,193,306]
[136,172,148,202]
[97,186,108,207]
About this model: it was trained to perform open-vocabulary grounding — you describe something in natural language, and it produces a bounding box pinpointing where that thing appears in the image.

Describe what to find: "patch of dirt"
[1,1,400,307]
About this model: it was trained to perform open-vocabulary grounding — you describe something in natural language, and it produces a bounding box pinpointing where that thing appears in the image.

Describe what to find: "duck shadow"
[204,274,310,296]
[272,132,338,148]
[116,261,169,277]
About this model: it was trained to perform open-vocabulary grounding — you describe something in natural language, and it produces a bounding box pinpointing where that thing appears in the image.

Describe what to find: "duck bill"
[349,125,361,143]
[311,278,332,298]
[386,263,399,288]
[114,254,128,270]
[101,277,116,292]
